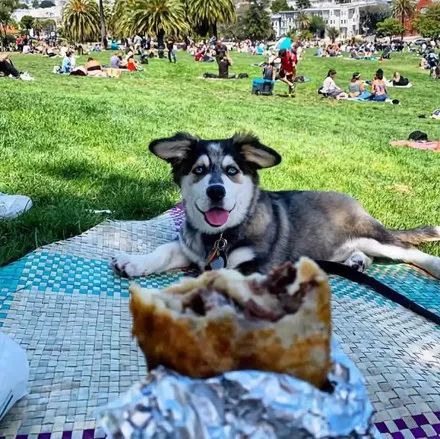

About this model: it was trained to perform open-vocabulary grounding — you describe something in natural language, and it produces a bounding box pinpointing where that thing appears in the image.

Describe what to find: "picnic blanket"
[347,97,399,105]
[0,205,439,439]
[386,81,413,88]
[345,56,378,61]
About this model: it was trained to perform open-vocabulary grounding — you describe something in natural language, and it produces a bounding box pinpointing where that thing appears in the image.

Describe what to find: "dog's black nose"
[206,185,226,202]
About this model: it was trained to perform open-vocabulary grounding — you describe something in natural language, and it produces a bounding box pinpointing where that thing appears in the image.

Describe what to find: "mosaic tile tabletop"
[0,205,439,439]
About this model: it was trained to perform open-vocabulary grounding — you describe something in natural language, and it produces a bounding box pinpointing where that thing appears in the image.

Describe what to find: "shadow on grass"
[0,162,178,266]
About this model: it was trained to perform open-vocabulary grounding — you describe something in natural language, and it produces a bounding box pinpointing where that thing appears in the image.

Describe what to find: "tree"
[20,14,34,30]
[326,25,339,42]
[359,4,391,33]
[241,0,274,40]
[127,0,188,52]
[18,3,28,8]
[39,0,55,7]
[0,0,18,48]
[271,0,292,13]
[188,0,235,37]
[415,3,440,39]
[392,0,416,39]
[296,0,311,10]
[308,14,325,37]
[376,17,404,36]
[299,29,312,39]
[31,0,39,7]
[33,17,55,35]
[297,10,310,30]
[62,0,100,42]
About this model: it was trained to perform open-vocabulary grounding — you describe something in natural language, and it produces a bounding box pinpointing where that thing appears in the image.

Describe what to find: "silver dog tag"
[210,253,227,270]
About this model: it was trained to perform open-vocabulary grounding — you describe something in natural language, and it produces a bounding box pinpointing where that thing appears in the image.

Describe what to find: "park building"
[271,0,390,38]
[12,0,67,25]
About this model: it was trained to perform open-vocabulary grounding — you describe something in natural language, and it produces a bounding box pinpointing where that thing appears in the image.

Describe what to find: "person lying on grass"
[321,69,348,100]
[392,71,409,86]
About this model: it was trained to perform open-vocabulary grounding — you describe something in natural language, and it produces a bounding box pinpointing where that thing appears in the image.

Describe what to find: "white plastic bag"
[0,332,29,421]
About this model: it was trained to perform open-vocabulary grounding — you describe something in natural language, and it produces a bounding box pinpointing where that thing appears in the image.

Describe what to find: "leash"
[316,260,440,326]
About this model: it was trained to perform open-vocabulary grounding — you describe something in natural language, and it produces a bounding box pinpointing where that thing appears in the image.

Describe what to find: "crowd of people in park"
[1,29,439,85]
[319,67,411,103]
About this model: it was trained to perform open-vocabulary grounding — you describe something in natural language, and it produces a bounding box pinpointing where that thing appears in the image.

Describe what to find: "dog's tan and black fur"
[113,132,440,278]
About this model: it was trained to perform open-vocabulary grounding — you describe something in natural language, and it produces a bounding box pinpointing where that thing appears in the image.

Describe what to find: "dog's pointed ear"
[149,132,199,165]
[232,133,281,169]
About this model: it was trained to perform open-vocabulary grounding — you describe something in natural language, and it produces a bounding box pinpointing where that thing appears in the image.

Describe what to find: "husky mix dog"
[112,132,440,278]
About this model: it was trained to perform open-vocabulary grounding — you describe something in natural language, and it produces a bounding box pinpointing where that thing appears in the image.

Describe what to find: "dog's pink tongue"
[205,208,229,227]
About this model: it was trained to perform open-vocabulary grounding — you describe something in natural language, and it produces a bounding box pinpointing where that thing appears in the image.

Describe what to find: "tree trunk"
[210,22,218,38]
[401,13,404,41]
[157,28,165,58]
[99,0,107,49]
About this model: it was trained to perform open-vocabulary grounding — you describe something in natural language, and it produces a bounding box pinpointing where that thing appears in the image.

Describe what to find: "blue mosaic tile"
[330,276,389,307]
[16,250,184,298]
[367,263,440,313]
[0,257,28,326]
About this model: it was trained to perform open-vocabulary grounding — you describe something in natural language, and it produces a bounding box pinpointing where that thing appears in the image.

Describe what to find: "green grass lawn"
[0,49,439,266]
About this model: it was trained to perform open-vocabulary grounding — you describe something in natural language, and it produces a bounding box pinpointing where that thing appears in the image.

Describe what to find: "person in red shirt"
[278,49,296,96]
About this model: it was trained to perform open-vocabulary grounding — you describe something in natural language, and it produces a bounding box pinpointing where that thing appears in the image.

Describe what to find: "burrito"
[130,257,331,388]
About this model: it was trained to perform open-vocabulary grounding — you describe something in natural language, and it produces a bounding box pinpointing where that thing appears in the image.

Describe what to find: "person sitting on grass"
[85,57,107,76]
[126,53,138,72]
[278,49,296,96]
[420,57,429,69]
[348,72,370,99]
[369,69,388,102]
[263,57,276,81]
[61,50,74,74]
[321,69,347,100]
[218,53,233,78]
[392,71,409,86]
[0,53,20,78]
[110,52,123,68]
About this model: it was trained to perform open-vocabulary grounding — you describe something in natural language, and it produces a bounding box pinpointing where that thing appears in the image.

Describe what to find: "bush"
[415,3,440,39]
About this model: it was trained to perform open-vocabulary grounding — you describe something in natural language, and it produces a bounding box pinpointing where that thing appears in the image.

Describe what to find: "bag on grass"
[0,332,29,421]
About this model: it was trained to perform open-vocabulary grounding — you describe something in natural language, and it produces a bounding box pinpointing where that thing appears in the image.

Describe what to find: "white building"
[271,0,389,39]
[12,0,67,24]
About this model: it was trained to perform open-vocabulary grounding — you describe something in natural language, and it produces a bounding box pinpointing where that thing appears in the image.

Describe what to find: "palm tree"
[109,0,132,37]
[297,11,311,30]
[326,26,339,42]
[188,0,235,38]
[127,0,188,54]
[62,0,100,43]
[392,0,416,40]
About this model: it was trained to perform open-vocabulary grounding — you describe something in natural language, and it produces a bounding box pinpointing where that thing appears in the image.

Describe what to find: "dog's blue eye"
[226,166,239,176]
[193,166,205,175]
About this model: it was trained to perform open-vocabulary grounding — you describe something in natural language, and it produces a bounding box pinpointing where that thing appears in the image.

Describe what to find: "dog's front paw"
[111,254,149,278]
[344,251,372,272]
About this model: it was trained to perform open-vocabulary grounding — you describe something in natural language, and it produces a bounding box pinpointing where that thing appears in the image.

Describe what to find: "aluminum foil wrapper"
[98,342,377,438]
